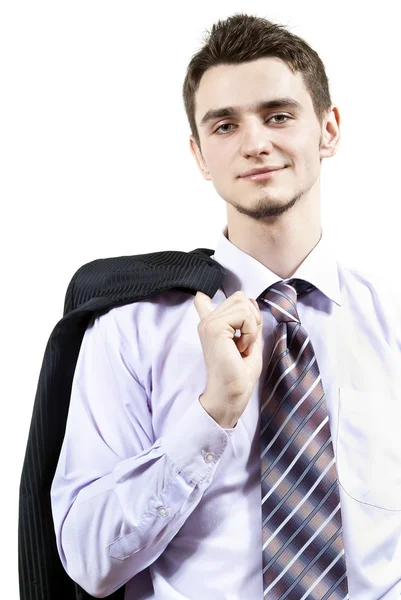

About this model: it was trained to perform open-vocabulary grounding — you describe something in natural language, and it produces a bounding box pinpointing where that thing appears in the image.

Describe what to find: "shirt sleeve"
[50,304,235,598]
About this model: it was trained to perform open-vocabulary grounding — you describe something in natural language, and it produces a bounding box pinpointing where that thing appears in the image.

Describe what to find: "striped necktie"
[258,278,348,599]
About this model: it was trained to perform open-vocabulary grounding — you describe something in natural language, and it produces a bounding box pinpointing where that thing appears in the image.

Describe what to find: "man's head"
[183,13,340,223]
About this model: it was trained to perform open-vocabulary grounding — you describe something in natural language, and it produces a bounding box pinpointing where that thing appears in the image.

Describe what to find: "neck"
[225,191,322,280]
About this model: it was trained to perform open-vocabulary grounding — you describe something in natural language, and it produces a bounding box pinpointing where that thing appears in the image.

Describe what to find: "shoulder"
[338,258,395,301]
[90,288,197,349]
[337,258,401,353]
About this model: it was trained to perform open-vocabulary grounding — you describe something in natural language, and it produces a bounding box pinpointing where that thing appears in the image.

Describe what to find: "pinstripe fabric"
[18,248,225,600]
[258,279,348,599]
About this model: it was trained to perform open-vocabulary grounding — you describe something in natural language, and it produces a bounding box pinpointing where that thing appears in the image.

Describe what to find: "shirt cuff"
[160,397,233,484]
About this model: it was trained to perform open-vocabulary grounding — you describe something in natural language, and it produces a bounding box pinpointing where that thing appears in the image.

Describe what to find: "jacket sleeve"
[50,304,234,598]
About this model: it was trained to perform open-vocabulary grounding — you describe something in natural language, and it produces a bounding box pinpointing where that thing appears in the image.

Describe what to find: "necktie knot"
[259,278,315,323]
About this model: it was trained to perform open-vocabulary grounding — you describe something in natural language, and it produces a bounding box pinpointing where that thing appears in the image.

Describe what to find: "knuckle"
[197,319,207,333]
[199,318,213,333]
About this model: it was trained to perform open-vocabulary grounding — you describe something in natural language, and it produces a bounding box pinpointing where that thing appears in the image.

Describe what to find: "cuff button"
[204,452,215,463]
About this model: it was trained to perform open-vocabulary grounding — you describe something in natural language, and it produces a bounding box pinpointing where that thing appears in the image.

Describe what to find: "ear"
[319,105,341,159]
[189,136,212,181]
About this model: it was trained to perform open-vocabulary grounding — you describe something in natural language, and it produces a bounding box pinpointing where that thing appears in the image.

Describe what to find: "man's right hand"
[194,290,264,428]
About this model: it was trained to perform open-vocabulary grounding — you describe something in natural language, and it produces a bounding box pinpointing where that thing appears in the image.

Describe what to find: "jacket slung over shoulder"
[18,248,225,600]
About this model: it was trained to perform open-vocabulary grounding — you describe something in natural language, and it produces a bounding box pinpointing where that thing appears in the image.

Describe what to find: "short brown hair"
[182,13,332,152]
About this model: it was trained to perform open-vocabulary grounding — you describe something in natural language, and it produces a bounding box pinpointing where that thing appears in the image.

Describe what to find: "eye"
[271,114,290,124]
[213,114,290,135]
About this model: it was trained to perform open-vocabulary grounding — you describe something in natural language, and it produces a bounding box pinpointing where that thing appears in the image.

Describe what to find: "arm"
[50,305,234,598]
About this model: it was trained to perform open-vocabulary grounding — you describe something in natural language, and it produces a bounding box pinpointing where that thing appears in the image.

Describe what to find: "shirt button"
[157,506,169,518]
[204,452,215,463]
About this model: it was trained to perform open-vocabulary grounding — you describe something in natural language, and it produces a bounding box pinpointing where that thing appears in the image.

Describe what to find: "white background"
[1,1,400,597]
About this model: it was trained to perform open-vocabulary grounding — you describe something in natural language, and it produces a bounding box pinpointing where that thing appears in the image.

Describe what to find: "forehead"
[194,57,312,125]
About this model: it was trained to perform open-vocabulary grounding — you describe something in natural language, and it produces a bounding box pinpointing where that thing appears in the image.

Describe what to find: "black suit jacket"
[18,248,226,600]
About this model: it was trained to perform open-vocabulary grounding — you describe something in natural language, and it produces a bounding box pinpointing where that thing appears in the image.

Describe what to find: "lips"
[240,168,286,183]
[240,166,285,178]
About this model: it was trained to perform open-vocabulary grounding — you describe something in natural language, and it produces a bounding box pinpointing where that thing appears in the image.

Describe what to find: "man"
[51,12,401,600]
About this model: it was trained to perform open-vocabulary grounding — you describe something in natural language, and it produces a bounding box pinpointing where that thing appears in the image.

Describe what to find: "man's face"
[190,56,338,221]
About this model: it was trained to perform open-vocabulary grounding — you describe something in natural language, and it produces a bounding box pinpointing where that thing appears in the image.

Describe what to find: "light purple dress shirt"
[51,225,401,599]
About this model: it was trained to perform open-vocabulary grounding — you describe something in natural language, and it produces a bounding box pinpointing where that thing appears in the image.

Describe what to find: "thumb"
[194,290,213,321]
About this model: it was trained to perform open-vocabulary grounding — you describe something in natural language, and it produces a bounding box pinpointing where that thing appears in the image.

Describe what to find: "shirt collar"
[211,224,341,306]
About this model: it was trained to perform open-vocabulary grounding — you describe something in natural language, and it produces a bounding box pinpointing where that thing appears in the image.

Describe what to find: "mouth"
[240,167,286,181]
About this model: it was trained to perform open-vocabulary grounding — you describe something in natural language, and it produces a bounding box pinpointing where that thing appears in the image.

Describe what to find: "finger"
[194,290,212,321]
[249,298,263,325]
[237,300,264,353]
[243,341,254,356]
[235,309,259,352]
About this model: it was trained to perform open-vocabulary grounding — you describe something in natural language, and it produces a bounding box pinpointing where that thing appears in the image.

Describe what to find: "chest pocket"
[336,387,401,511]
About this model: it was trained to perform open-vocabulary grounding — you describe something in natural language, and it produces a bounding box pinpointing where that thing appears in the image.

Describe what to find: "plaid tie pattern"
[258,278,348,599]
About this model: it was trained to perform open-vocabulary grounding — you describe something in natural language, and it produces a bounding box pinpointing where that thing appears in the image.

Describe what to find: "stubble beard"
[231,186,303,222]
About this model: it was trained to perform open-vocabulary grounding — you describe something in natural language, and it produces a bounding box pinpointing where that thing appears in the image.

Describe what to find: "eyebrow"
[199,96,303,127]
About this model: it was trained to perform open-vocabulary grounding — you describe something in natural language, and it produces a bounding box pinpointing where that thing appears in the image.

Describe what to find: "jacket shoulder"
[63,247,221,315]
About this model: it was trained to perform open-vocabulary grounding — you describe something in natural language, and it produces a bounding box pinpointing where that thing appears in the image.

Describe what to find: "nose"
[240,118,274,157]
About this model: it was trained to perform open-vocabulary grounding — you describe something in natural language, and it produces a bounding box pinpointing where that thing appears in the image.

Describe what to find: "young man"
[51,13,401,600]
